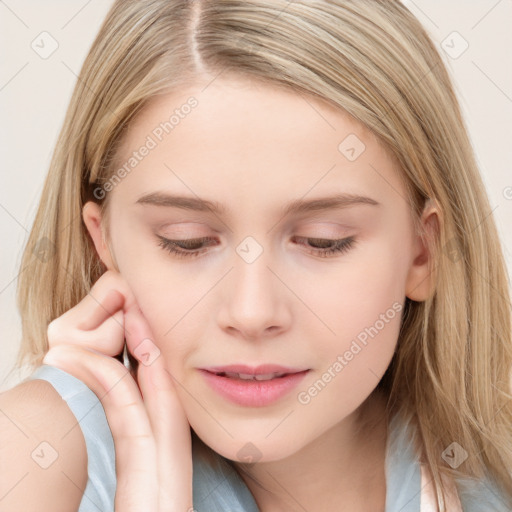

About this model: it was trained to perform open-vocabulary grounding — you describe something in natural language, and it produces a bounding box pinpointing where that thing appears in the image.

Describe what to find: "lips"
[214,371,287,381]
[199,364,310,407]
[202,363,307,377]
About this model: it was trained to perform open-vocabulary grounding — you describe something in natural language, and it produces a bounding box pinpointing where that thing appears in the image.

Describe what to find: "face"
[84,75,433,463]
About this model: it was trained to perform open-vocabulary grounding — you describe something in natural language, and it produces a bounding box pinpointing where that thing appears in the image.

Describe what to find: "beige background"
[1,0,511,390]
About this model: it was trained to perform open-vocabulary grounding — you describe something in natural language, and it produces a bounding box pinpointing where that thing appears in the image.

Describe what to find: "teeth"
[219,372,287,380]
[254,372,286,380]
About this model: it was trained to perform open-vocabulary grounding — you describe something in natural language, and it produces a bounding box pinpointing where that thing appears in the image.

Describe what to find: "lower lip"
[199,369,310,407]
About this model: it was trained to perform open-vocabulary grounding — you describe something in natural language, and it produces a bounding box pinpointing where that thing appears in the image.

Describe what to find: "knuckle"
[46,318,63,343]
[95,270,130,301]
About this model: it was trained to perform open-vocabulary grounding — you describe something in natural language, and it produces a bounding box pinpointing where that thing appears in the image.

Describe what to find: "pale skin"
[84,75,438,510]
[0,74,438,511]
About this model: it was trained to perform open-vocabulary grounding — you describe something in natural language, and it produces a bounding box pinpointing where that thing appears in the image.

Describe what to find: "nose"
[217,247,291,341]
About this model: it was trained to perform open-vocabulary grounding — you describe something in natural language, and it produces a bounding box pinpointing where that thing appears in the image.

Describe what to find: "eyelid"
[155,233,357,260]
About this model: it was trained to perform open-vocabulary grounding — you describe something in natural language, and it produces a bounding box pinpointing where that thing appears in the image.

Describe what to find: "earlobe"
[405,200,440,302]
[82,201,115,270]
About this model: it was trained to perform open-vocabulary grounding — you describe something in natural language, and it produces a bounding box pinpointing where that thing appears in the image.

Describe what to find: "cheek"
[119,269,210,373]
[296,276,403,418]
[310,238,407,341]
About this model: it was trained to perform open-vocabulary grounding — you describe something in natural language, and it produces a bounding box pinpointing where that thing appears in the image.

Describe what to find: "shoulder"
[0,378,87,511]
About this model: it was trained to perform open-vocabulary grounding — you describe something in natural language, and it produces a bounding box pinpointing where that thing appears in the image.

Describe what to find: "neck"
[232,390,390,512]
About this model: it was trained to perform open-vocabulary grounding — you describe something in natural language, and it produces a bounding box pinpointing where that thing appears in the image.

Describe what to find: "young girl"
[1,0,511,510]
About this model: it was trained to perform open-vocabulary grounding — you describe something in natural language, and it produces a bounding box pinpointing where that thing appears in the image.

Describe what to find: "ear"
[82,201,116,270]
[405,199,440,302]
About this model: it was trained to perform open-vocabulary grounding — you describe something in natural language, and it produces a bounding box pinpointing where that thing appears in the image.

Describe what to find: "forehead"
[110,76,407,213]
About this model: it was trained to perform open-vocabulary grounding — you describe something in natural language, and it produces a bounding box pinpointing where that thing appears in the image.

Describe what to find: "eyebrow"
[135,192,381,216]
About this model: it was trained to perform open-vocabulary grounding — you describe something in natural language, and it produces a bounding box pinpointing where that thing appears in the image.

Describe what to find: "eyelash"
[156,235,356,259]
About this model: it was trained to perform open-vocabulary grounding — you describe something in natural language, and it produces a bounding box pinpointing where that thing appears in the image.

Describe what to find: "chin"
[193,427,305,467]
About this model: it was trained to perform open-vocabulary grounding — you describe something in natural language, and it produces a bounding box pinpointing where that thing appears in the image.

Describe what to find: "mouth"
[201,363,308,376]
[198,364,310,407]
[211,371,291,381]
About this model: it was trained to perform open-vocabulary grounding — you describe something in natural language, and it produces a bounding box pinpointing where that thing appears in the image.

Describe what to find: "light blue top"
[28,365,510,511]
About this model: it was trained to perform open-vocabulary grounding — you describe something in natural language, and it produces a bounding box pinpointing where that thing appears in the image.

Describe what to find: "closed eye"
[156,235,356,259]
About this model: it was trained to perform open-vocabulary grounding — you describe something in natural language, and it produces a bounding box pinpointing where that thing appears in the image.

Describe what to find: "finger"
[42,345,158,512]
[47,287,125,346]
[81,308,125,355]
[48,308,126,357]
[57,269,136,332]
[139,361,194,511]
[74,287,125,331]
[125,306,193,510]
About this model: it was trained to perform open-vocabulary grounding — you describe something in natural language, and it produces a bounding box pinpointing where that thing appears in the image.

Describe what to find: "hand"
[43,270,193,511]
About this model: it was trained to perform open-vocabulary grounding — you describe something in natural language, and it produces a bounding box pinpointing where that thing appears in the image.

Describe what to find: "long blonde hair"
[15,0,512,508]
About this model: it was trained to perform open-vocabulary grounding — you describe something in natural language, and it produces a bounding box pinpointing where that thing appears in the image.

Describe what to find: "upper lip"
[201,364,309,376]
